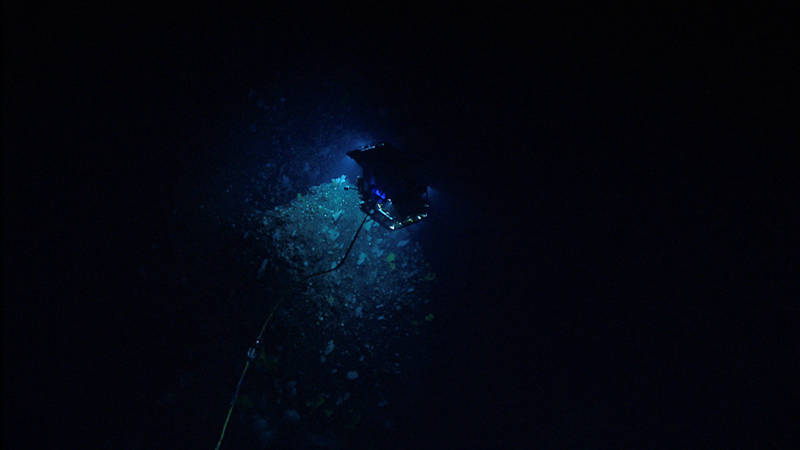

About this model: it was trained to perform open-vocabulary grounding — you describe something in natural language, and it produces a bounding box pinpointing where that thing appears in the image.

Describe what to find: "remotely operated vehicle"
[346,143,430,230]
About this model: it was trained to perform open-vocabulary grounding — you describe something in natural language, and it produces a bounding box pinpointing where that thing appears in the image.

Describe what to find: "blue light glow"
[342,133,376,152]
[330,154,360,182]
[372,187,386,200]
[427,186,440,203]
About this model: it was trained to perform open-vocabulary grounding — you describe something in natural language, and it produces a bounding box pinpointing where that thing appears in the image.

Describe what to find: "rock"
[336,392,351,406]
[326,229,340,240]
[252,415,274,446]
[346,371,359,380]
[283,409,300,423]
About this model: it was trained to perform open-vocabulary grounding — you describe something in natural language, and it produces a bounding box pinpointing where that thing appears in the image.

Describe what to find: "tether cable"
[215,212,369,450]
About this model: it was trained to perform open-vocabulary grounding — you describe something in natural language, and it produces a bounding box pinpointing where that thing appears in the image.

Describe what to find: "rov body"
[346,143,429,230]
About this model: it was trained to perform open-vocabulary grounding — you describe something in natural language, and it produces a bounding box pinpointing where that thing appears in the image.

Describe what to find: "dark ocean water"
[4,7,797,448]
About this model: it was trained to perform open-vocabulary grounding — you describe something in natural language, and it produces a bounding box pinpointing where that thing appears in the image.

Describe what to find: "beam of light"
[426,186,441,204]
[328,154,360,182]
[320,133,380,182]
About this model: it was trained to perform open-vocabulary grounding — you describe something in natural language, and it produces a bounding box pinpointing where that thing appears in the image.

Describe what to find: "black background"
[4,5,797,448]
